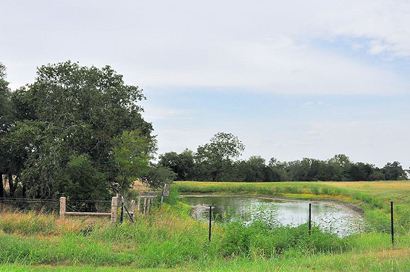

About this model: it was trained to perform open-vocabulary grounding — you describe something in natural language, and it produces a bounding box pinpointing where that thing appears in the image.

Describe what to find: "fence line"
[0,194,401,247]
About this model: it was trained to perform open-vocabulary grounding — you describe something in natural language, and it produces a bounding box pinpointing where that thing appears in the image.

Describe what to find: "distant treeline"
[159,133,408,182]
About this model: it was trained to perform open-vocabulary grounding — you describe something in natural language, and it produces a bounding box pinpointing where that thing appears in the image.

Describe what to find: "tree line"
[0,62,174,200]
[159,133,408,182]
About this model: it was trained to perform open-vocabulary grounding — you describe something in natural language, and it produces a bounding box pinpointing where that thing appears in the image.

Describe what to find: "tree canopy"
[0,61,173,199]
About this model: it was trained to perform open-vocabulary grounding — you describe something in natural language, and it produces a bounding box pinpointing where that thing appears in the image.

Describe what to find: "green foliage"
[221,221,349,258]
[62,154,108,205]
[0,61,154,199]
[158,149,195,180]
[113,129,154,192]
[0,63,13,133]
[163,186,180,205]
[161,146,407,182]
[143,166,176,189]
[382,161,407,180]
[195,132,245,181]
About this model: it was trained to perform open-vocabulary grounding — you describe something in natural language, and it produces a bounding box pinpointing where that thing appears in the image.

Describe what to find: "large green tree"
[0,63,12,197]
[158,149,195,180]
[382,161,406,180]
[113,129,155,193]
[0,63,13,133]
[0,61,154,199]
[196,132,245,181]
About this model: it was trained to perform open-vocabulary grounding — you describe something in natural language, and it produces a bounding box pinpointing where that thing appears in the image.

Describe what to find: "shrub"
[220,221,349,258]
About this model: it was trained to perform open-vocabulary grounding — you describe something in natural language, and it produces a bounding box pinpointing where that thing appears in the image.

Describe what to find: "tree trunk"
[0,175,4,198]
[8,173,15,197]
[211,171,217,181]
[22,182,26,198]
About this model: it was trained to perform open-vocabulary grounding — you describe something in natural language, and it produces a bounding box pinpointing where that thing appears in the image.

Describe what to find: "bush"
[220,221,349,258]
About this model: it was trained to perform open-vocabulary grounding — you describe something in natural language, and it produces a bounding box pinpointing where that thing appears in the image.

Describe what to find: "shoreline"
[179,192,364,215]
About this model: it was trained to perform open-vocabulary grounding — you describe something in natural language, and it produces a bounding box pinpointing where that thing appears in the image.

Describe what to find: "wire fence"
[0,196,402,247]
[65,199,112,213]
[0,197,58,213]
[0,197,112,214]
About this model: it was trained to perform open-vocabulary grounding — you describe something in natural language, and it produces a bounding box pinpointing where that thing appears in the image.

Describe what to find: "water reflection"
[181,195,365,236]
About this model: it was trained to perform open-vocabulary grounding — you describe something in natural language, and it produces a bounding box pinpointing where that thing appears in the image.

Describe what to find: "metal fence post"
[111,196,118,223]
[308,203,312,235]
[130,200,135,220]
[391,201,394,247]
[59,197,66,219]
[208,206,212,242]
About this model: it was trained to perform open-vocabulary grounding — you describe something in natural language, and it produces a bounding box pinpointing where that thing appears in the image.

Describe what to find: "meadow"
[0,181,409,271]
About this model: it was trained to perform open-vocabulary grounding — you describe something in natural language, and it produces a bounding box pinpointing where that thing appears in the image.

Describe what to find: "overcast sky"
[1,0,409,167]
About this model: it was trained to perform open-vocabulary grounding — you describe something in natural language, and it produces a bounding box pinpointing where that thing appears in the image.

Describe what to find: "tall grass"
[0,208,367,268]
[0,181,409,269]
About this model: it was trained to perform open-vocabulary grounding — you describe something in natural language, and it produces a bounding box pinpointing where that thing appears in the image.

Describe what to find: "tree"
[237,156,268,181]
[158,149,194,180]
[382,161,406,180]
[347,162,375,181]
[196,132,245,181]
[0,63,12,197]
[328,154,352,180]
[113,129,155,193]
[0,61,155,199]
[143,165,176,188]
[268,158,287,181]
[61,154,107,210]
[0,121,45,197]
[0,63,13,133]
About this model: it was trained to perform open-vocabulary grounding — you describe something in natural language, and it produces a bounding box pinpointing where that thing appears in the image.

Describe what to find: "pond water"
[181,195,365,236]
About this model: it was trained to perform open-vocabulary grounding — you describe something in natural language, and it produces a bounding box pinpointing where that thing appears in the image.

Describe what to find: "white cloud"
[1,0,410,94]
[142,105,192,121]
[0,0,409,167]
[136,38,407,94]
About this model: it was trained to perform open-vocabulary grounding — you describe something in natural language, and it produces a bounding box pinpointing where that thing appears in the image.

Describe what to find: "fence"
[59,192,162,223]
[0,197,58,212]
[0,191,164,224]
[0,195,399,247]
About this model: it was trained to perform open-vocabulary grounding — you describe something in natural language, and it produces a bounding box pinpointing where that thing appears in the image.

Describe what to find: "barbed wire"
[0,197,57,202]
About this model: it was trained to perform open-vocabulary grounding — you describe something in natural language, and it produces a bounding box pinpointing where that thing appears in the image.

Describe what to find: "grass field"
[0,181,409,271]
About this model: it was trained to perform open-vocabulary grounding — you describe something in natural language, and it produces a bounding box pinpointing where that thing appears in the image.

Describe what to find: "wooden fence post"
[137,197,141,212]
[59,197,66,219]
[143,197,147,214]
[111,196,118,223]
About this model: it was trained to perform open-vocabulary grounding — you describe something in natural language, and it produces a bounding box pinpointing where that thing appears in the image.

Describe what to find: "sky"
[1,0,409,167]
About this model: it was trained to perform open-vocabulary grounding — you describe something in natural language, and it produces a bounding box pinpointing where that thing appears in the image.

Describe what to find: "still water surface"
[181,195,365,236]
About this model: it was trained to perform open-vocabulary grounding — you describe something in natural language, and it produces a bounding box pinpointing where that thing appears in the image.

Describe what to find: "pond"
[181,195,365,236]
